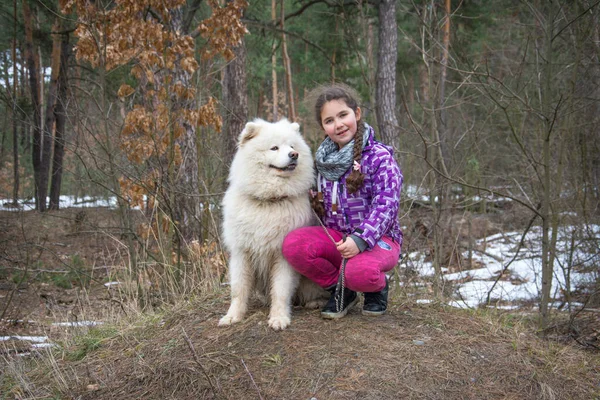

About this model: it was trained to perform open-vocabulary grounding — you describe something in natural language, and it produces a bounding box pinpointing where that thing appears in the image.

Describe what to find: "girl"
[282,85,403,319]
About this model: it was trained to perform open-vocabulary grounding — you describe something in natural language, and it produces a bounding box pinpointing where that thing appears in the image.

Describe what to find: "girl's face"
[320,99,361,148]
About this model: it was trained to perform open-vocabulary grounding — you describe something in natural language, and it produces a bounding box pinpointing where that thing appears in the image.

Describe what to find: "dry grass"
[3,288,599,400]
[2,208,599,399]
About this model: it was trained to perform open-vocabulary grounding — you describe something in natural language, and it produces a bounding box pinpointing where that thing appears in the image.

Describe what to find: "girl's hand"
[336,236,359,259]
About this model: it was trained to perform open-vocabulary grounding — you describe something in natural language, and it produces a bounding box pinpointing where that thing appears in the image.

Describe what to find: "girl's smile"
[320,99,362,148]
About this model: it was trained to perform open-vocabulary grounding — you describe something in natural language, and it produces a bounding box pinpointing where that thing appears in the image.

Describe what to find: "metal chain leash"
[335,258,347,313]
[312,209,347,313]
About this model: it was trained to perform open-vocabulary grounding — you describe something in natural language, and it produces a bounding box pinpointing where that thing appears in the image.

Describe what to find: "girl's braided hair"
[311,85,366,217]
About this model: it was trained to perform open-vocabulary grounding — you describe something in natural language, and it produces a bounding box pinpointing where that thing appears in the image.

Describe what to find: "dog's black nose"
[289,151,298,160]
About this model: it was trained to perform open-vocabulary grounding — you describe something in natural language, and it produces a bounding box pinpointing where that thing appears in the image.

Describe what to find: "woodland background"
[0,0,599,335]
[1,1,600,398]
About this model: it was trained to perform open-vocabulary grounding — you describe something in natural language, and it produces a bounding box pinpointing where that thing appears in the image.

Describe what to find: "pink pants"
[282,226,401,292]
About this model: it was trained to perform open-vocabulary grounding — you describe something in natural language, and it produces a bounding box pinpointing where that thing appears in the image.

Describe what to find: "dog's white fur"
[219,118,327,330]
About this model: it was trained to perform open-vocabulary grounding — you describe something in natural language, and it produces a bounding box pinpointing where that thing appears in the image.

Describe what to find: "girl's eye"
[270,146,279,151]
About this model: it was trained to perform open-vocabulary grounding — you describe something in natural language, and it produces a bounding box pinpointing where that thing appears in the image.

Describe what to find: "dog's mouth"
[269,162,297,172]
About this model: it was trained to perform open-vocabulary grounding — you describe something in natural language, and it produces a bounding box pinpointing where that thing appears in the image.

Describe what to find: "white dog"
[219,118,326,330]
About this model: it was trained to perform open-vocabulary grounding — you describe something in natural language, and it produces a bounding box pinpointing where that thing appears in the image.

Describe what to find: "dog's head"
[229,118,314,197]
[239,119,304,176]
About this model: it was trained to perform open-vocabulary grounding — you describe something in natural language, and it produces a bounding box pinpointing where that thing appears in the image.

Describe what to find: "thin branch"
[242,19,335,66]
[400,96,542,217]
[552,0,600,42]
[241,358,264,400]
[182,327,221,398]
[284,0,325,20]
[183,0,203,34]
[485,209,539,305]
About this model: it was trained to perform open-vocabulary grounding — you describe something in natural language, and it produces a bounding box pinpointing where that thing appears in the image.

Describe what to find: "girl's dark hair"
[314,85,365,195]
[314,86,360,129]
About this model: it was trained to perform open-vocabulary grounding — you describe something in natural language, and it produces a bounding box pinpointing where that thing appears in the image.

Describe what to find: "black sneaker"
[321,285,359,319]
[362,279,388,316]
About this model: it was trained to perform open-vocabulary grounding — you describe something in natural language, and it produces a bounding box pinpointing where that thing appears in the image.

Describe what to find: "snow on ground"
[1,195,117,211]
[51,321,103,327]
[406,225,599,309]
[0,335,49,343]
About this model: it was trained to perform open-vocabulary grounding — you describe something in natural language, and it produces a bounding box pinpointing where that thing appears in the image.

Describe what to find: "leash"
[335,251,348,313]
[312,209,348,313]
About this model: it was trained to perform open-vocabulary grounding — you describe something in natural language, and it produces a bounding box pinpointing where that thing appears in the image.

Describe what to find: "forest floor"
[1,207,599,399]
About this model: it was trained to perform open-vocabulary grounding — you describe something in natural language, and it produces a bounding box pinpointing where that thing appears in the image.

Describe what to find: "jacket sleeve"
[354,150,402,249]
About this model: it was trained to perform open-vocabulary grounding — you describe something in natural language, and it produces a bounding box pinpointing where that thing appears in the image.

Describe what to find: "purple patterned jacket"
[318,127,403,249]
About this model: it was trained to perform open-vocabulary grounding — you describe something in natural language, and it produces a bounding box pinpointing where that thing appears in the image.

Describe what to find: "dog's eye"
[270,146,279,151]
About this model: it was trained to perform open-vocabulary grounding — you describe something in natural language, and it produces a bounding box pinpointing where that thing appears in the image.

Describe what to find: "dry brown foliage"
[198,0,249,61]
[60,0,247,242]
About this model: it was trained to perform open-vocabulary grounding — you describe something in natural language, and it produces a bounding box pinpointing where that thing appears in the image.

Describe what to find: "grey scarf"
[315,123,371,181]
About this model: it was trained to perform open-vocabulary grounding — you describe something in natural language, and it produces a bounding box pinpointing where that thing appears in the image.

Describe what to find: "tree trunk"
[22,0,44,210]
[438,0,451,164]
[1,52,9,162]
[49,33,70,210]
[539,2,556,330]
[332,19,338,82]
[171,9,202,244]
[416,0,453,299]
[367,17,376,108]
[40,18,63,211]
[12,86,20,206]
[18,54,28,151]
[223,40,248,166]
[11,0,19,206]
[271,0,278,121]
[280,0,296,122]
[376,0,399,149]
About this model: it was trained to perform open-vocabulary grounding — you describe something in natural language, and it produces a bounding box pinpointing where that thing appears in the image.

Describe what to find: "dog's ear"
[290,122,300,133]
[239,122,260,146]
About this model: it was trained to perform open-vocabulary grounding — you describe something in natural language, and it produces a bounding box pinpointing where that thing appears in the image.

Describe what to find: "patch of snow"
[487,304,521,310]
[447,299,480,309]
[52,321,103,327]
[0,196,118,211]
[1,195,219,212]
[401,224,600,310]
[416,299,433,304]
[31,343,57,349]
[0,335,49,343]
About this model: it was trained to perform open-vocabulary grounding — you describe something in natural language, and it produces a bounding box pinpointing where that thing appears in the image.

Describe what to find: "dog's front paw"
[218,314,242,327]
[268,315,291,331]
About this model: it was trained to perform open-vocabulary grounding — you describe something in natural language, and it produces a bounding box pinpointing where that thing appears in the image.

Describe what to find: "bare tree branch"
[242,18,335,65]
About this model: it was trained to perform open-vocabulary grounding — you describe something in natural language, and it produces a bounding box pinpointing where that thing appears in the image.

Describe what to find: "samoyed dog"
[219,118,327,330]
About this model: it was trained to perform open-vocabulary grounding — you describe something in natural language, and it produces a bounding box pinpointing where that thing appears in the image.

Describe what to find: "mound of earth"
[20,293,599,400]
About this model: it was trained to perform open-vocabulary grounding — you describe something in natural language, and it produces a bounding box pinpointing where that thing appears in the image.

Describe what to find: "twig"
[572,335,600,350]
[578,308,600,313]
[241,358,264,400]
[4,267,71,273]
[109,298,128,317]
[181,327,220,398]
[471,249,504,263]
[570,289,600,323]
[485,210,539,305]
